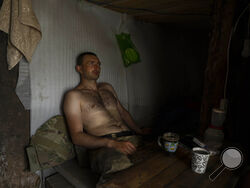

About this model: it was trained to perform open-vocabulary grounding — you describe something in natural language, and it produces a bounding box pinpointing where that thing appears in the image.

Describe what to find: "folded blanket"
[0,0,41,70]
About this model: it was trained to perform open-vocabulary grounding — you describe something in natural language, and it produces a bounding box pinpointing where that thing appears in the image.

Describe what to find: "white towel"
[0,0,41,70]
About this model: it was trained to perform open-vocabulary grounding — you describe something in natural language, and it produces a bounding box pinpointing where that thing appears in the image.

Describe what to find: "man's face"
[77,55,101,80]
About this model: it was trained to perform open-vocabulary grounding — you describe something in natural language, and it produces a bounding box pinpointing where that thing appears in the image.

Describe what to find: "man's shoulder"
[98,82,113,89]
[64,89,84,100]
[98,82,118,97]
[98,82,116,92]
[65,88,81,95]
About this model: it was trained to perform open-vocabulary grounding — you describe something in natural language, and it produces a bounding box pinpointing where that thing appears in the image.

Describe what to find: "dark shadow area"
[152,97,201,137]
[227,0,250,165]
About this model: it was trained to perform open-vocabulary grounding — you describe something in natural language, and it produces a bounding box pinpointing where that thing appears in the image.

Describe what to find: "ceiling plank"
[85,0,213,24]
[134,14,209,23]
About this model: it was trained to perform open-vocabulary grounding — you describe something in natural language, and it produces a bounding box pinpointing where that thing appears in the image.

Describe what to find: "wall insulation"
[29,0,208,135]
[30,0,157,134]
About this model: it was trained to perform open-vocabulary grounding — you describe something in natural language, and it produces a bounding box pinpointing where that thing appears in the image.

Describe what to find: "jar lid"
[212,108,225,114]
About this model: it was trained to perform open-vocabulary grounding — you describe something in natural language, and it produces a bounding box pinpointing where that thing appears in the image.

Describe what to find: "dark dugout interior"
[1,0,250,187]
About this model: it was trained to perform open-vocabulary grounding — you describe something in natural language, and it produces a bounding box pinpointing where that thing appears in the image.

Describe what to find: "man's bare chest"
[80,89,117,112]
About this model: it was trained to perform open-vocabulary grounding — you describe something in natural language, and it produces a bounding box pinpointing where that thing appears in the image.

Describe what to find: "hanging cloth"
[0,0,42,70]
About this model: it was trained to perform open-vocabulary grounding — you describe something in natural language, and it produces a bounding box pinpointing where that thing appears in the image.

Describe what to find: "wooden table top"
[100,141,240,188]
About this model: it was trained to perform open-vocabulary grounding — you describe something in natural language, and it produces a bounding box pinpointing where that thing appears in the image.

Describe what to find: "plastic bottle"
[211,108,226,128]
[204,127,224,150]
[203,108,225,152]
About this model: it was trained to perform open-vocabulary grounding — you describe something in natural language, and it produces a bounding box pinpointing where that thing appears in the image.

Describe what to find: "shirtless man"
[63,52,148,169]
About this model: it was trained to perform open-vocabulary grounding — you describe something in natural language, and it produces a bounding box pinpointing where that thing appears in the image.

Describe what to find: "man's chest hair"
[79,89,117,112]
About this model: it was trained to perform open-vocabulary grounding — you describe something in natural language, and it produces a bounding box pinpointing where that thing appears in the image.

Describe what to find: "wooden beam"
[0,31,40,187]
[199,0,236,136]
[94,0,212,23]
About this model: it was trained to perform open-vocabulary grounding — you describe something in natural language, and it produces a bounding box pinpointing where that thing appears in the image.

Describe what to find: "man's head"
[76,52,101,80]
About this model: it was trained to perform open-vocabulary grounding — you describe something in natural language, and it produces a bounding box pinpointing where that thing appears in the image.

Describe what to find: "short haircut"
[76,52,97,66]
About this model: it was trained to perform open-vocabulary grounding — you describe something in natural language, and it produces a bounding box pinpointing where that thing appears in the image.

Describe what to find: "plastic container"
[204,127,224,151]
[211,108,226,127]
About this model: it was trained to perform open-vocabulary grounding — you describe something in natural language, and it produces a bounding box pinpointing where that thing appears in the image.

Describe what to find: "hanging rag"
[0,0,41,70]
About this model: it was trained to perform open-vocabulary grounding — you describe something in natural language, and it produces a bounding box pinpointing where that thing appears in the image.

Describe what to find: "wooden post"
[199,0,236,136]
[0,32,40,187]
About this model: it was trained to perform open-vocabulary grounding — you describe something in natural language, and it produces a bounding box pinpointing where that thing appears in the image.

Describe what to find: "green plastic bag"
[116,33,141,67]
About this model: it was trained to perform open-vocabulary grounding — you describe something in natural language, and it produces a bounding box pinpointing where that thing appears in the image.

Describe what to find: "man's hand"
[107,140,136,155]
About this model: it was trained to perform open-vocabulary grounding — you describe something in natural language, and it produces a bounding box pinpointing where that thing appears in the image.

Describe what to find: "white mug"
[191,147,210,174]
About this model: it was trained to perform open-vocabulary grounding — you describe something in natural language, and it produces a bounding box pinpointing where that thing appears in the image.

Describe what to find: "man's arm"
[118,101,152,135]
[63,91,136,154]
[117,102,143,134]
[118,102,152,135]
[102,84,143,134]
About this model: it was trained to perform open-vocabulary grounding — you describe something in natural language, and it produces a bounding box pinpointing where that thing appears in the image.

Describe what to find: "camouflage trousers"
[88,135,141,175]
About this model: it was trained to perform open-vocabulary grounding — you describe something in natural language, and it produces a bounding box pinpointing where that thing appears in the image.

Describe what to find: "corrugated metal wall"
[29,0,160,134]
[30,0,208,135]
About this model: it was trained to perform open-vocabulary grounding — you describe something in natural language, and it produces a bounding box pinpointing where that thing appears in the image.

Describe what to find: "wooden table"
[100,141,240,188]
